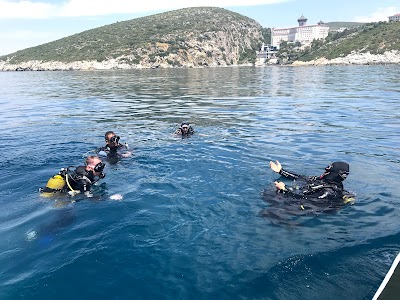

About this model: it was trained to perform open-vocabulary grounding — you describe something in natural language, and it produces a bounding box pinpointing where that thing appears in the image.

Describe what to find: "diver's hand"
[121,151,132,158]
[84,191,93,198]
[270,160,282,173]
[274,181,286,190]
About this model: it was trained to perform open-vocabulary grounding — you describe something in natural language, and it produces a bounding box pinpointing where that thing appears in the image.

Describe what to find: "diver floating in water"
[260,160,354,225]
[97,131,131,162]
[40,155,106,198]
[175,122,194,137]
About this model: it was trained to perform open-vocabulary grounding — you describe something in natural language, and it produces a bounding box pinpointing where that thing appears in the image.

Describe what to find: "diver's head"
[85,156,106,179]
[180,122,190,134]
[321,162,349,183]
[105,131,120,148]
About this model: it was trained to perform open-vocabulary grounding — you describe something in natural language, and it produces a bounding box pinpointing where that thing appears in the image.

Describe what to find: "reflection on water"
[0,65,399,299]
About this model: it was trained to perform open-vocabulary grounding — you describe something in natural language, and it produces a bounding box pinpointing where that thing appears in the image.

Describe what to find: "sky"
[0,0,399,56]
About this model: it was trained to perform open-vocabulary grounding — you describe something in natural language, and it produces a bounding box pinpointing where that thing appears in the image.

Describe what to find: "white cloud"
[0,0,289,19]
[0,0,55,19]
[353,6,399,22]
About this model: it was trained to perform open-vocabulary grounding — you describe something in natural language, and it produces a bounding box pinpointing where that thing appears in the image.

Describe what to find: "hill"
[298,21,400,61]
[0,7,267,70]
[278,21,400,65]
[326,22,364,31]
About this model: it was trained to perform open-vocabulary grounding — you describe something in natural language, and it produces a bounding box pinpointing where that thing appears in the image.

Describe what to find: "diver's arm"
[270,160,301,180]
[117,143,132,157]
[278,168,301,180]
[96,145,109,157]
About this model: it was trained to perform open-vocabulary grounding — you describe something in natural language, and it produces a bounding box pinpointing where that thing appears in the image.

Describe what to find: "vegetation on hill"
[0,7,268,67]
[326,22,364,31]
[277,21,400,63]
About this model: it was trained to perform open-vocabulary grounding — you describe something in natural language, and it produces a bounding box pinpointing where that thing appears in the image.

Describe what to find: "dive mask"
[109,135,120,144]
[94,162,105,173]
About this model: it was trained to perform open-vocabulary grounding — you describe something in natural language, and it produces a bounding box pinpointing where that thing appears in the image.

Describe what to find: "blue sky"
[0,0,399,56]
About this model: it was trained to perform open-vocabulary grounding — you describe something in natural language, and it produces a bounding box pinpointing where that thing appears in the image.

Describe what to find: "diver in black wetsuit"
[175,122,194,136]
[97,131,131,162]
[269,160,351,207]
[40,155,106,198]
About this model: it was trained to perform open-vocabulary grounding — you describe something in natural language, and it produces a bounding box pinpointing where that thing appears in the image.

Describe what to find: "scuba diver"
[268,160,354,211]
[175,122,194,136]
[40,155,106,198]
[97,131,131,162]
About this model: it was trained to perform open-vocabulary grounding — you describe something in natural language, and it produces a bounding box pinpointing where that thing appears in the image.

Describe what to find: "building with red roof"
[388,13,400,22]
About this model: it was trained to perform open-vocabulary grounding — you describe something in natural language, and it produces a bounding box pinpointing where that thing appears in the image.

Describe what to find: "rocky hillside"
[0,7,266,71]
[292,21,400,65]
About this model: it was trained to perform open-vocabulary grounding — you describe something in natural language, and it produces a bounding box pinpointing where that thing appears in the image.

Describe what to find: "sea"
[0,65,399,300]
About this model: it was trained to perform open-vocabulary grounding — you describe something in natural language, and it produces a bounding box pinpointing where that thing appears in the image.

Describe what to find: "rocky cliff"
[0,7,265,71]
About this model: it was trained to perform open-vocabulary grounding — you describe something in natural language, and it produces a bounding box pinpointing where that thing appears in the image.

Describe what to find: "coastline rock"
[292,50,400,66]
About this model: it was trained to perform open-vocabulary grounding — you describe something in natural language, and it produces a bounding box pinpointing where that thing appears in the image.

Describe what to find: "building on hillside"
[271,15,330,49]
[256,43,278,65]
[388,13,400,22]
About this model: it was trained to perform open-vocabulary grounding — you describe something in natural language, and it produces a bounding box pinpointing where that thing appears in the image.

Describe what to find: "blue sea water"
[0,65,399,299]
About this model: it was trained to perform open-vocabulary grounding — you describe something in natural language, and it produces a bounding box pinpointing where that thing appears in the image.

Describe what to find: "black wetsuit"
[261,162,351,223]
[68,166,97,193]
[97,143,129,159]
[278,168,345,202]
[276,161,351,211]
[41,166,97,195]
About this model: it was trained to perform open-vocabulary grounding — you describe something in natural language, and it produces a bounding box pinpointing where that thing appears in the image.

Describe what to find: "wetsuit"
[97,143,129,159]
[41,166,103,196]
[276,162,351,208]
[175,124,194,136]
[68,166,98,193]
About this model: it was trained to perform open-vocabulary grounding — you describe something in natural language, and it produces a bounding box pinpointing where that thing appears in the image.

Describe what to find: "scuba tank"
[39,169,68,197]
[39,167,82,197]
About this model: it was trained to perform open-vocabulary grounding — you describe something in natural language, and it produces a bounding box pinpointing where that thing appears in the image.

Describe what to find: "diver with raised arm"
[269,160,352,206]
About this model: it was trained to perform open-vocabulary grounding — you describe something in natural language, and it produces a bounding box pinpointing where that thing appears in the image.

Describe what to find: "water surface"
[0,65,399,299]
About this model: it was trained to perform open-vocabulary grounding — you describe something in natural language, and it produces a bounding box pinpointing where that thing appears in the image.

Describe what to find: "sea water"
[0,65,399,299]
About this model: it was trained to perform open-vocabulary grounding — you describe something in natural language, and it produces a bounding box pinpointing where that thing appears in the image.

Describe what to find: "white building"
[255,43,278,65]
[388,13,400,22]
[271,15,330,49]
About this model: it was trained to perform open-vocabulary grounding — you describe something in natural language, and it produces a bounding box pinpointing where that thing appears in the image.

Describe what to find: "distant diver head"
[105,131,120,147]
[180,122,190,134]
[321,162,349,183]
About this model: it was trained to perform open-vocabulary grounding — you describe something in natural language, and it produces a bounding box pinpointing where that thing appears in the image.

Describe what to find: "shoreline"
[291,50,400,66]
[1,50,400,71]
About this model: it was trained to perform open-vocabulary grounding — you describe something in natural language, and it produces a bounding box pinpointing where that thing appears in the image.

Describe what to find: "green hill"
[0,7,267,69]
[326,22,364,31]
[295,21,400,62]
